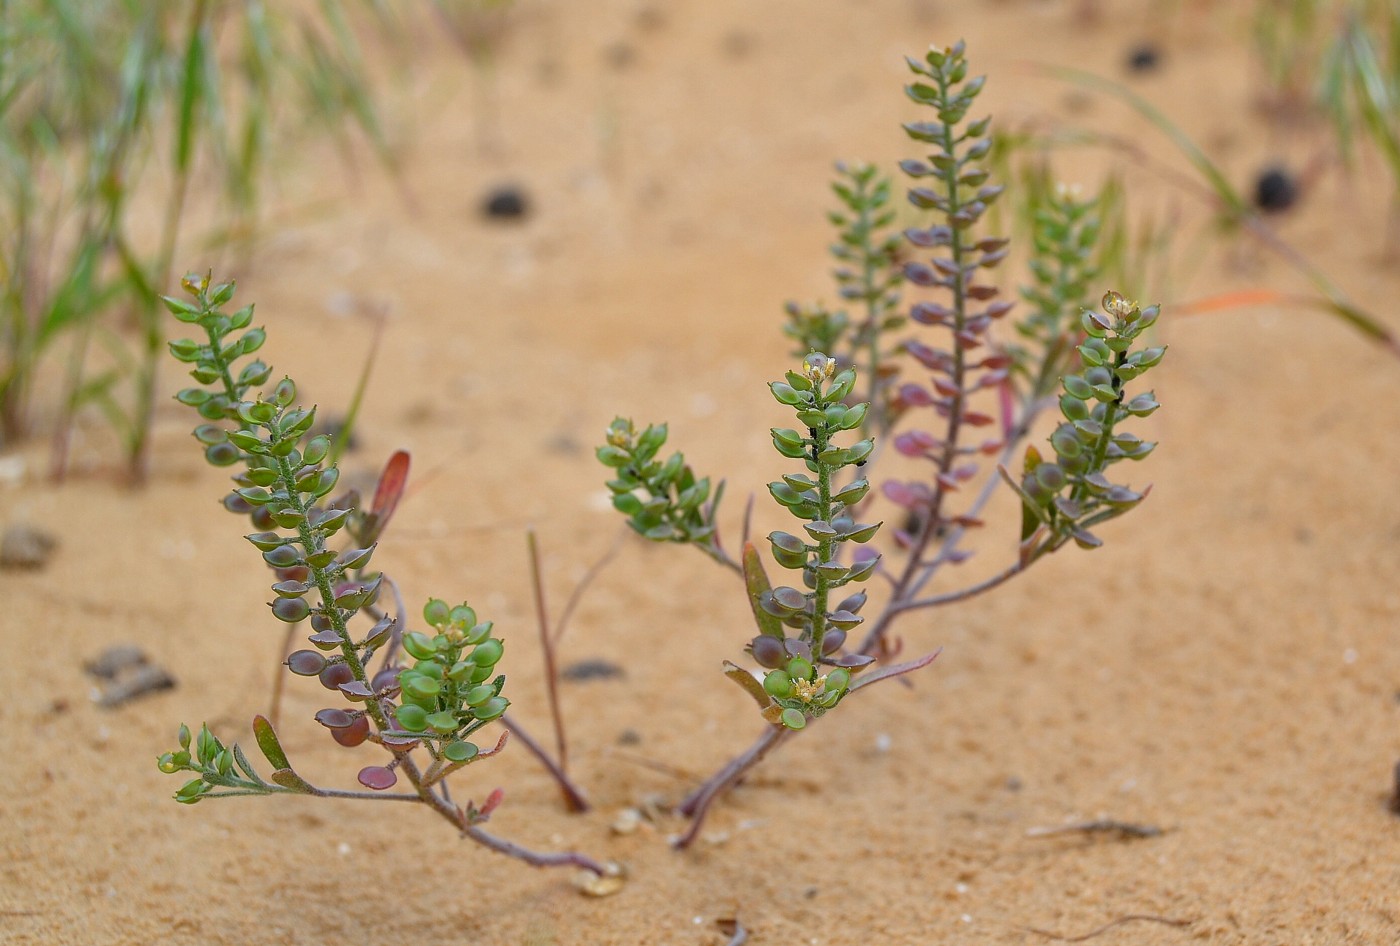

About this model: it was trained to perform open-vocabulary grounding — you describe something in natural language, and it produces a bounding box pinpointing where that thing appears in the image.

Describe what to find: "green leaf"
[252,715,290,770]
[743,542,785,639]
[722,660,775,710]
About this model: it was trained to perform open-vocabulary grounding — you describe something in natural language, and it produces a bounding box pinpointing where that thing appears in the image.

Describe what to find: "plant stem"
[397,753,605,873]
[526,529,571,786]
[500,711,590,813]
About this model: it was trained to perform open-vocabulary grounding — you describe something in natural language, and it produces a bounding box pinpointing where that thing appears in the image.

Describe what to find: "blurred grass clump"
[0,0,399,480]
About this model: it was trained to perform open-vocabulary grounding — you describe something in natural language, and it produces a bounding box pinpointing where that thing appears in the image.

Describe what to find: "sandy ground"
[5,1,1400,943]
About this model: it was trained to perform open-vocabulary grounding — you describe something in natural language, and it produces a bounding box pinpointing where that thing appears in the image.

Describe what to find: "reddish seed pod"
[357,765,397,790]
[318,662,354,690]
[332,716,370,747]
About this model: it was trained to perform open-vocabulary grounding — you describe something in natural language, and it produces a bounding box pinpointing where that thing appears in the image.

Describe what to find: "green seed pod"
[394,704,429,733]
[464,621,492,646]
[470,638,504,666]
[1034,463,1066,492]
[426,711,460,734]
[768,531,808,569]
[838,403,869,431]
[769,381,804,406]
[447,661,474,683]
[403,676,441,702]
[205,442,241,467]
[825,667,851,694]
[443,741,479,763]
[271,596,310,623]
[157,753,178,774]
[464,685,496,707]
[423,598,450,627]
[763,670,794,699]
[786,657,814,681]
[831,478,870,506]
[780,708,807,730]
[1050,425,1082,459]
[472,696,509,721]
[302,434,331,466]
[305,549,337,569]
[468,664,494,684]
[1060,394,1090,422]
[272,378,297,407]
[770,428,808,459]
[175,779,207,804]
[402,632,437,661]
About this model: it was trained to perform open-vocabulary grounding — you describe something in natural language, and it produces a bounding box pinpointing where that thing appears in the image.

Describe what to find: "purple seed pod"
[286,650,327,676]
[314,708,356,729]
[750,635,786,669]
[318,662,355,690]
[821,629,847,655]
[782,638,813,663]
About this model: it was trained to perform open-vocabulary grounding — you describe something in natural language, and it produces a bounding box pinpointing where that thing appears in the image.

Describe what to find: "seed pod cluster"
[158,273,511,809]
[388,598,508,764]
[884,42,1012,543]
[754,352,882,730]
[598,417,721,550]
[782,162,906,436]
[1013,172,1108,402]
[165,273,395,698]
[1012,291,1164,549]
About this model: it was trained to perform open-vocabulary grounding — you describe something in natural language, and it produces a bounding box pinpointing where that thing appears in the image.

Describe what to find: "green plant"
[600,41,1168,846]
[155,272,604,874]
[0,1,396,480]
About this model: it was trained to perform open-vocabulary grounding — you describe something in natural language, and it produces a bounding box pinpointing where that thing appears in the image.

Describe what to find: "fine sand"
[5,2,1400,943]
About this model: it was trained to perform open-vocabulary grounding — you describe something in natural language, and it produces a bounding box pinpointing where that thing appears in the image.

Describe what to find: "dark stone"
[481,186,529,221]
[1126,43,1160,73]
[560,658,625,682]
[85,645,177,707]
[1254,166,1299,212]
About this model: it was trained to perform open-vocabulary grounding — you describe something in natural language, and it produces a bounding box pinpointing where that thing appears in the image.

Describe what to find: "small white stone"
[1343,648,1358,665]
[337,842,352,856]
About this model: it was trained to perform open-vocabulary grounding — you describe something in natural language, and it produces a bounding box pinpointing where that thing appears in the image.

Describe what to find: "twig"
[1026,819,1164,840]
[526,530,570,782]
[895,561,1027,612]
[500,712,590,812]
[553,527,625,646]
[1020,914,1191,942]
[463,824,608,873]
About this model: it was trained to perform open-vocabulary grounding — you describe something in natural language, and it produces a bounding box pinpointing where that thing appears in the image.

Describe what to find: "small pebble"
[1,524,57,570]
[84,645,176,708]
[1126,43,1160,73]
[560,658,626,682]
[481,186,529,221]
[1254,166,1299,212]
[574,862,626,897]
[611,808,643,835]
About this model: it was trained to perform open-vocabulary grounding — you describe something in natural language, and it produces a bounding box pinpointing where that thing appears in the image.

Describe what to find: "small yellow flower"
[790,674,827,704]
